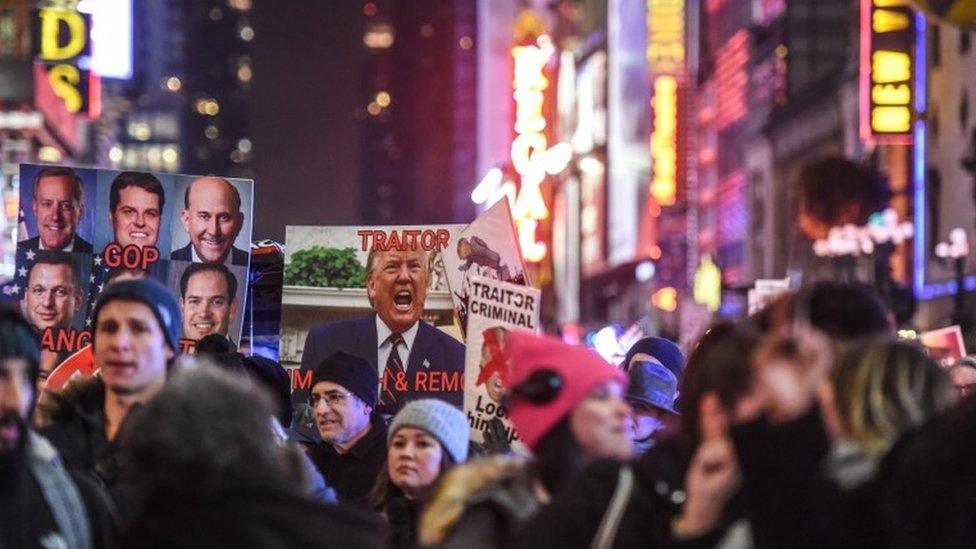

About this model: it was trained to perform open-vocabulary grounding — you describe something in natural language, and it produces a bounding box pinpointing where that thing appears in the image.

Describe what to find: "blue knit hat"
[388,399,469,463]
[623,336,685,379]
[92,278,182,352]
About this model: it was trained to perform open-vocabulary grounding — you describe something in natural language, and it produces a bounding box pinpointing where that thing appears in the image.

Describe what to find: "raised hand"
[673,392,741,539]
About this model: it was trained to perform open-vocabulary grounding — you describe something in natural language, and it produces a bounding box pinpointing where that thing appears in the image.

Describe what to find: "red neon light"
[705,0,728,14]
[88,72,101,120]
[859,0,872,144]
[715,30,749,131]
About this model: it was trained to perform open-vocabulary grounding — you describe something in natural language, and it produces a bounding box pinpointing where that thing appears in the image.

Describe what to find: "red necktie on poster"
[378,333,405,415]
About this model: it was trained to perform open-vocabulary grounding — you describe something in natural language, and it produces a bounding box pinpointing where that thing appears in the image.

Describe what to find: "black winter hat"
[311,351,378,408]
[92,278,182,352]
[245,355,294,427]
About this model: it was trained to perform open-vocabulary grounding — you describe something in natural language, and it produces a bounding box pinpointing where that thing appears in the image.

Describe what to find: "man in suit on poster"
[171,176,249,265]
[20,167,92,253]
[300,247,465,415]
[108,171,166,249]
[20,252,83,334]
[179,262,238,341]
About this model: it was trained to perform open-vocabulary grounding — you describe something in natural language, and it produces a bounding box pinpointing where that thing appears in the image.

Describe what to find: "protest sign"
[280,224,466,418]
[43,344,95,392]
[747,278,791,315]
[443,200,528,335]
[919,325,967,367]
[13,164,253,352]
[463,276,541,450]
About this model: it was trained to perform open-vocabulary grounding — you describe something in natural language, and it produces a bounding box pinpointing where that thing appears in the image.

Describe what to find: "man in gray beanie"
[38,278,182,522]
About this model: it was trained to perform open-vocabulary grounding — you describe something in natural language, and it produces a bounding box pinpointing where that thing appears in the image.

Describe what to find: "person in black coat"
[1,307,117,549]
[306,352,389,506]
[121,365,387,548]
[368,399,470,549]
[35,278,183,524]
[510,323,756,548]
[728,338,958,549]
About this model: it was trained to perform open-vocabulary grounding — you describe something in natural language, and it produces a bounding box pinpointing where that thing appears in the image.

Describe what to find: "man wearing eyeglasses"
[306,351,388,506]
[20,167,92,253]
[21,253,83,334]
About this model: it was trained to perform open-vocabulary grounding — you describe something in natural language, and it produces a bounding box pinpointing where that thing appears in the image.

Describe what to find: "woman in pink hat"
[419,331,633,548]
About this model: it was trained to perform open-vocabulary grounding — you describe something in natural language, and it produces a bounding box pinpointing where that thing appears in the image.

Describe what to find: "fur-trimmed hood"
[418,454,547,546]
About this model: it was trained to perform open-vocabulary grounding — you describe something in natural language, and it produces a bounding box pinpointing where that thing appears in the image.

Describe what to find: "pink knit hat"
[506,331,626,451]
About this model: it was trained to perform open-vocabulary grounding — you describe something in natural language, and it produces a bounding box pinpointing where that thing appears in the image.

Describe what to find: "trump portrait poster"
[280,224,466,426]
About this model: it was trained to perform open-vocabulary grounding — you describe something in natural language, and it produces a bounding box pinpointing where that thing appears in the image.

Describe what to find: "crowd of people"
[2,276,975,548]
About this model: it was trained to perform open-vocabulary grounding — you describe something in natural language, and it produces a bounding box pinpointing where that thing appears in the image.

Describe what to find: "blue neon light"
[914,11,926,113]
[913,11,927,299]
[913,119,926,299]
[911,12,976,300]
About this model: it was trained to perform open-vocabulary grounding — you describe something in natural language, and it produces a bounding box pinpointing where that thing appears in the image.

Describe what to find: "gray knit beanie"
[388,399,469,463]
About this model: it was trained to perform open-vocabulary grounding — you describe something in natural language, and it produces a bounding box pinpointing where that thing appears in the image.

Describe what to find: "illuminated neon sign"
[650,76,678,206]
[511,35,554,263]
[715,30,748,131]
[36,4,99,117]
[646,0,684,207]
[860,0,915,144]
[693,254,722,312]
[647,0,685,74]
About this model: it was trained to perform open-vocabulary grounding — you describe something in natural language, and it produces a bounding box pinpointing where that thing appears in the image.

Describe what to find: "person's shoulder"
[302,315,375,369]
[307,442,335,465]
[419,320,464,349]
[421,455,539,545]
[170,244,191,260]
[19,235,40,248]
[271,491,390,546]
[73,235,93,253]
[231,246,249,265]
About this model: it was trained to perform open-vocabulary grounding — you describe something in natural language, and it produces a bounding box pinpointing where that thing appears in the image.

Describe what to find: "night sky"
[251,0,365,241]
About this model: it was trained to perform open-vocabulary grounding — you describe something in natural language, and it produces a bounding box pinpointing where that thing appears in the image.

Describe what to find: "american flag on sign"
[17,207,28,243]
[83,254,108,329]
[5,246,36,299]
[7,248,98,331]
[83,260,171,328]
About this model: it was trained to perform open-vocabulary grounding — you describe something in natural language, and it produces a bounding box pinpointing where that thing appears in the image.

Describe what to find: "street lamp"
[935,227,970,325]
[811,208,913,283]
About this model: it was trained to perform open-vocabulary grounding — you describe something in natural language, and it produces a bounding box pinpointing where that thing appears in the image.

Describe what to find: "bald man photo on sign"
[171,176,248,265]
